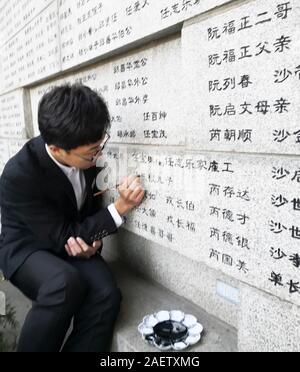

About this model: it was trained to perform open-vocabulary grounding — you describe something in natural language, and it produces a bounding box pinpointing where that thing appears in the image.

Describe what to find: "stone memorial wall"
[101,146,300,306]
[0,290,5,315]
[0,0,299,351]
[183,0,300,155]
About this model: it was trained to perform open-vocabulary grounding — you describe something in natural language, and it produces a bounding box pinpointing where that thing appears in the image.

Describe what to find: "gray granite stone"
[0,90,29,139]
[0,139,10,174]
[0,0,53,46]
[239,283,300,352]
[101,145,300,306]
[59,0,234,70]
[8,139,28,158]
[0,290,5,315]
[0,0,60,94]
[1,0,235,94]
[31,36,185,145]
[182,0,300,155]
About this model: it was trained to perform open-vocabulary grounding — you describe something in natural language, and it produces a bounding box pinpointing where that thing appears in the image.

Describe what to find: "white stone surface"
[8,139,28,158]
[0,0,61,94]
[0,0,233,93]
[0,139,10,174]
[0,0,53,46]
[182,0,300,155]
[0,290,5,315]
[0,90,29,139]
[0,47,3,92]
[59,0,233,70]
[31,36,184,145]
[239,284,300,352]
[101,145,300,306]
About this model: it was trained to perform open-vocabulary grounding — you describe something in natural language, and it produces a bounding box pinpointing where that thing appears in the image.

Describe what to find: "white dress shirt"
[45,145,123,228]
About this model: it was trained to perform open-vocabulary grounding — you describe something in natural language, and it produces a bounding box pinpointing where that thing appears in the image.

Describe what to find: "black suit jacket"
[0,136,118,279]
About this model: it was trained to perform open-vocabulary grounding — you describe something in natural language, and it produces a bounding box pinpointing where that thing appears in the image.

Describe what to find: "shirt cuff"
[108,203,124,228]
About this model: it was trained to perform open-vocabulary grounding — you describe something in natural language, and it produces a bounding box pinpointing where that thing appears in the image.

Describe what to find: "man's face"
[49,133,110,169]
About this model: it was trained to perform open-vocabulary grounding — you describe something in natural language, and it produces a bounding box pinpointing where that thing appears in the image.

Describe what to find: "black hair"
[38,84,110,150]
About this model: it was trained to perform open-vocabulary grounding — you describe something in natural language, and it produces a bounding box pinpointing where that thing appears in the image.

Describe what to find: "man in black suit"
[0,84,145,352]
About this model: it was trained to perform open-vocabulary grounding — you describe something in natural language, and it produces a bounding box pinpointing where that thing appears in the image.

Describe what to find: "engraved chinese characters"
[0,1,60,93]
[31,37,184,145]
[102,146,300,305]
[0,90,29,139]
[183,0,300,155]
[59,0,232,70]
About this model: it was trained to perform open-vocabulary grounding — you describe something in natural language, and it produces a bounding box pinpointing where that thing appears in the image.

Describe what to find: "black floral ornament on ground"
[138,310,203,351]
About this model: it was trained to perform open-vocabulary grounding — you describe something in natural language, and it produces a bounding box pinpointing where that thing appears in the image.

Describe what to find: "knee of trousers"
[104,287,123,313]
[36,268,87,308]
[91,287,122,313]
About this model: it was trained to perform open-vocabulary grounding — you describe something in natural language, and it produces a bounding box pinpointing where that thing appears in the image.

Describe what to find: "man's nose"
[92,151,102,163]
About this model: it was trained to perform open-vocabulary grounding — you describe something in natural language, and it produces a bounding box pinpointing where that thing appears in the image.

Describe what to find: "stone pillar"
[0,291,5,316]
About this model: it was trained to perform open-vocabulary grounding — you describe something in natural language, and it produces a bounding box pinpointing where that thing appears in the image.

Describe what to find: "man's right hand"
[114,175,145,216]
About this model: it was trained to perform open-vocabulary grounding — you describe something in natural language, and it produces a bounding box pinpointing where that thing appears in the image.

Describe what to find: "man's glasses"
[72,132,110,163]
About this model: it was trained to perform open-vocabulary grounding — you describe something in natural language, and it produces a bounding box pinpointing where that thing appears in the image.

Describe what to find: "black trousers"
[10,251,122,352]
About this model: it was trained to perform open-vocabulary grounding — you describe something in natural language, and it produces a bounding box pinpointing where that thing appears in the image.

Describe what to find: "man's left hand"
[65,237,103,259]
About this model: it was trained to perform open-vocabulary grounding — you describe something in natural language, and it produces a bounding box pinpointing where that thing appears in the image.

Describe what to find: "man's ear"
[49,145,61,154]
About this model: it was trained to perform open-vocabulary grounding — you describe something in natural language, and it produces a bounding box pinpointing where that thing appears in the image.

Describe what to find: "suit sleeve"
[0,171,118,254]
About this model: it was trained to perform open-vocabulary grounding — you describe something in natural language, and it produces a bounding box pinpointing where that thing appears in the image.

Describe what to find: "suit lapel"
[32,136,97,213]
[32,136,78,211]
[83,167,97,196]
